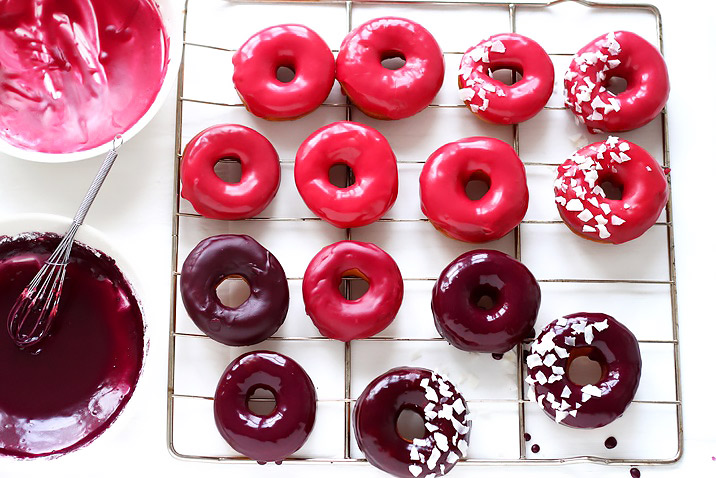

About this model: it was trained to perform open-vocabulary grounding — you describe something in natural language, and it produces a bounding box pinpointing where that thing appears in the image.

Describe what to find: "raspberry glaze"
[336,17,444,120]
[0,0,169,153]
[0,233,144,458]
[458,33,554,124]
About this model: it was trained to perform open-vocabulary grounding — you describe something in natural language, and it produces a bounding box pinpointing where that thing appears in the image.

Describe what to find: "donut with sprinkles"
[564,31,669,133]
[554,137,668,244]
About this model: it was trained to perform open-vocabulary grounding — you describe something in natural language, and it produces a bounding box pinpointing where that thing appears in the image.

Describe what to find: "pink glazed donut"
[458,33,554,124]
[181,124,280,220]
[302,241,403,341]
[554,137,668,244]
[295,122,398,228]
[336,17,445,120]
[420,137,528,243]
[232,25,335,120]
[564,31,669,133]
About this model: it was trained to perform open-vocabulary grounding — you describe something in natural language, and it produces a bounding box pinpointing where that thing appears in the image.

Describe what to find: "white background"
[1,0,715,476]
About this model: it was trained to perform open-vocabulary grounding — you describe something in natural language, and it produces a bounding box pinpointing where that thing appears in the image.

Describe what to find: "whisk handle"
[73,139,121,226]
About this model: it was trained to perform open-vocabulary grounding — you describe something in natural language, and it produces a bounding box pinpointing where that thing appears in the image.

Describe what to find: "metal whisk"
[6,136,122,348]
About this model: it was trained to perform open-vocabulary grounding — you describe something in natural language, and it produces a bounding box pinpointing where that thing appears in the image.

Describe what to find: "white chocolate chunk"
[434,433,449,452]
[425,422,439,433]
[606,136,620,147]
[555,410,569,423]
[490,39,506,53]
[458,88,475,102]
[561,385,572,398]
[554,346,569,359]
[536,371,548,385]
[611,215,625,226]
[582,384,602,397]
[425,387,439,402]
[582,225,597,233]
[577,209,594,222]
[526,353,543,369]
[409,464,422,477]
[565,336,576,346]
[447,452,460,464]
[565,198,584,212]
[410,445,421,461]
[600,203,611,215]
[426,448,441,470]
[452,399,465,415]
[543,353,557,367]
[552,366,565,375]
[597,224,611,239]
[594,319,609,331]
[457,439,468,456]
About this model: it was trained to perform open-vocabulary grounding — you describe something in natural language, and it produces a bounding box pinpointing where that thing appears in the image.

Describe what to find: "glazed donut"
[214,351,316,463]
[525,313,641,428]
[354,367,471,478]
[564,31,669,133]
[336,17,444,120]
[432,250,541,354]
[554,137,668,244]
[180,235,289,346]
[232,25,335,120]
[420,137,528,243]
[458,33,554,124]
[181,124,280,220]
[295,122,398,228]
[302,241,403,341]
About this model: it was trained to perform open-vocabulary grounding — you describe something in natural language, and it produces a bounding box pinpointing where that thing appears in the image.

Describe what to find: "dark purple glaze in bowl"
[214,351,316,463]
[525,312,642,428]
[180,234,288,346]
[353,367,471,478]
[0,233,144,458]
[432,249,541,353]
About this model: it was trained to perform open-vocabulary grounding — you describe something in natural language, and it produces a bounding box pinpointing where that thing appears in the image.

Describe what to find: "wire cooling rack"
[167,0,682,469]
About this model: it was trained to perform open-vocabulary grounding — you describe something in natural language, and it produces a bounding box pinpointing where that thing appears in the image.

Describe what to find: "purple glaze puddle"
[0,0,169,153]
[630,467,641,478]
[605,436,618,449]
[523,432,531,442]
[491,353,503,360]
[0,233,144,458]
[531,444,540,453]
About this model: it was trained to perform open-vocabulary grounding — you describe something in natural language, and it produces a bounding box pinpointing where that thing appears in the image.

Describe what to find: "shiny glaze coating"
[420,137,528,243]
[525,313,642,429]
[180,235,288,346]
[181,124,280,220]
[564,31,669,133]
[458,33,554,124]
[554,137,668,244]
[432,250,541,354]
[295,122,398,228]
[214,351,316,463]
[302,241,403,341]
[0,0,169,153]
[232,25,335,120]
[353,367,471,478]
[336,17,444,120]
[0,233,144,458]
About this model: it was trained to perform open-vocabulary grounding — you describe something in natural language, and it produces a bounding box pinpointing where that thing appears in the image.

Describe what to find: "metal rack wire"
[167,0,682,468]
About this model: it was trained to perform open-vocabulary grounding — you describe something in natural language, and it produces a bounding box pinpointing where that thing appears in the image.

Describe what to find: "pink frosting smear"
[0,0,169,154]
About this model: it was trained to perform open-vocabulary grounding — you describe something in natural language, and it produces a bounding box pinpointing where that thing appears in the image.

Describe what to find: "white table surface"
[1,0,715,476]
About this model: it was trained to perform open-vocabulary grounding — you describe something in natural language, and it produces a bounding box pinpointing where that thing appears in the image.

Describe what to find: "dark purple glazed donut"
[432,250,541,353]
[214,351,316,463]
[180,234,288,346]
[354,367,471,478]
[525,313,642,428]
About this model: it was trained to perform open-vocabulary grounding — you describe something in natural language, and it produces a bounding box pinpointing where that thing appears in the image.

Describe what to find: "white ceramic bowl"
[0,0,183,163]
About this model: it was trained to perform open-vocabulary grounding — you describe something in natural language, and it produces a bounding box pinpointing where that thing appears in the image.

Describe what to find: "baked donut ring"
[180,234,288,346]
[232,25,335,120]
[564,31,669,133]
[525,313,641,428]
[214,351,316,463]
[554,137,668,244]
[354,367,471,478]
[181,124,280,220]
[336,17,444,120]
[458,33,554,124]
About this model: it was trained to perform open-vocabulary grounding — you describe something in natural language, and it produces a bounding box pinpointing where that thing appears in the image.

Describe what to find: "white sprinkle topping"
[548,374,562,384]
[565,336,576,346]
[434,432,449,452]
[538,395,545,409]
[582,225,597,233]
[425,387,439,403]
[555,410,569,423]
[611,215,626,226]
[447,452,460,464]
[595,214,608,225]
[619,142,630,152]
[597,224,611,238]
[565,198,584,212]
[458,88,476,102]
[410,445,421,461]
[526,353,543,369]
[536,371,548,385]
[600,203,611,215]
[606,136,620,147]
[587,197,600,208]
[409,464,422,477]
[594,319,609,331]
[452,399,465,415]
[582,384,602,397]
[561,385,572,398]
[552,366,565,375]
[584,325,594,344]
[457,439,468,456]
[582,393,592,403]
[490,39,506,53]
[426,447,441,470]
[569,409,578,417]
[425,422,439,433]
[554,346,569,359]
[577,209,594,222]
[543,353,557,367]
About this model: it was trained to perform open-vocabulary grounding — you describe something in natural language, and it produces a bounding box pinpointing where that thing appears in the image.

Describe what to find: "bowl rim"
[0,0,184,164]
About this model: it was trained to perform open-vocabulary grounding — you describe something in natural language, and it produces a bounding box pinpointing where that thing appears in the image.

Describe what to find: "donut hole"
[489,67,523,86]
[380,51,406,70]
[328,163,356,188]
[597,175,624,200]
[275,65,296,83]
[567,347,607,386]
[339,269,370,301]
[605,76,628,95]
[396,406,426,443]
[213,158,242,184]
[469,283,500,311]
[245,385,277,416]
[215,274,251,309]
[464,171,491,201]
